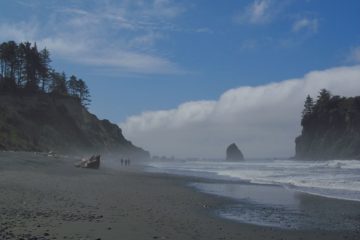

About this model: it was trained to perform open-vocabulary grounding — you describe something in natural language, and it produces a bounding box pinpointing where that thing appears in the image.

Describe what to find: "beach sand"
[0,152,359,240]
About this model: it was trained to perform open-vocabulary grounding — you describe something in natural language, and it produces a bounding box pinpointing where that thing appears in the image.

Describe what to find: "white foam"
[147,159,360,201]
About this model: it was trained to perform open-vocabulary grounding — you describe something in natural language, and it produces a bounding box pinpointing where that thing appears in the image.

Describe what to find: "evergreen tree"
[16,42,26,87]
[5,41,18,81]
[67,75,78,97]
[0,42,10,77]
[50,71,68,95]
[77,79,91,107]
[23,42,39,91]
[0,40,91,107]
[0,41,18,90]
[317,89,331,105]
[39,48,51,92]
[302,95,314,117]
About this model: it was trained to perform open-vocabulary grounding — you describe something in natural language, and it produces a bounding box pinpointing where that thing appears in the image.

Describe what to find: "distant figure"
[121,158,124,166]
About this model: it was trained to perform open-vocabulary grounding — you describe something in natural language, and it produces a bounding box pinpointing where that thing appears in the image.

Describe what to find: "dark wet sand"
[0,152,359,240]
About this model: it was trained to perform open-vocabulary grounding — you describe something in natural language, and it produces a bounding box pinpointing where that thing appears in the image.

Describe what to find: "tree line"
[301,88,360,127]
[0,41,90,106]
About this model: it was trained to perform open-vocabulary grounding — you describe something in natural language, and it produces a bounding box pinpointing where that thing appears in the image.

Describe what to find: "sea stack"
[226,143,244,161]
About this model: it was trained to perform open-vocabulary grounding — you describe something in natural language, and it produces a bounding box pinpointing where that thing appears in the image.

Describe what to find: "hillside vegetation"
[295,89,360,160]
[0,41,149,158]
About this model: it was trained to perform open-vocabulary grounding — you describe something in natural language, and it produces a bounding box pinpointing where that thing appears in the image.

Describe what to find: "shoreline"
[145,158,360,204]
[0,152,360,239]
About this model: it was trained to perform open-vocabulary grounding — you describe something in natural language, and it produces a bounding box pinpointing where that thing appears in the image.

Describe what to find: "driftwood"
[75,155,100,169]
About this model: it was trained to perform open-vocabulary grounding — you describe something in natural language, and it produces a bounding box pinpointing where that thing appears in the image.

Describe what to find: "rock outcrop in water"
[0,93,149,159]
[226,143,244,161]
[295,89,360,160]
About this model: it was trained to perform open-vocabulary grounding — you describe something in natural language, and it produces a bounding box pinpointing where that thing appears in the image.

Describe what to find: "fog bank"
[120,65,360,158]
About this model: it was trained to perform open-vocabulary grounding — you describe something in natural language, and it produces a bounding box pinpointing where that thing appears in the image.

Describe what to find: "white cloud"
[120,65,360,159]
[0,0,187,75]
[249,0,271,23]
[75,50,185,74]
[0,22,38,42]
[149,0,186,18]
[32,36,184,74]
[348,46,360,63]
[129,32,164,49]
[235,0,282,25]
[292,17,318,33]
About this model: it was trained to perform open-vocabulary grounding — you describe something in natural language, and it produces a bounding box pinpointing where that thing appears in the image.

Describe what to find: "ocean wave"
[147,159,360,201]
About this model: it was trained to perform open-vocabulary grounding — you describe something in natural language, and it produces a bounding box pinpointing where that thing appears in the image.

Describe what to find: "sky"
[0,0,360,158]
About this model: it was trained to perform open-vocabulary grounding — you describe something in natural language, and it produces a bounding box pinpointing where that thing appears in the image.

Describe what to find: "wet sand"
[0,152,359,240]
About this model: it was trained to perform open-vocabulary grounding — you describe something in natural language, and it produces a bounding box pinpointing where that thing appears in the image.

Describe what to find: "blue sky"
[1,0,360,157]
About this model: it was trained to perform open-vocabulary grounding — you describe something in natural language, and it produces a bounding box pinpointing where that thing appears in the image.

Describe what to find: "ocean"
[146,159,360,230]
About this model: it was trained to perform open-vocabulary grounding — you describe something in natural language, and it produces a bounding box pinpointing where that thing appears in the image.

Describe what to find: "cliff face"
[295,93,360,160]
[0,93,149,159]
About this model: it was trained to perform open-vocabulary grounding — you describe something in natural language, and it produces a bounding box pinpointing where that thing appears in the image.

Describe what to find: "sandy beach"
[0,152,359,240]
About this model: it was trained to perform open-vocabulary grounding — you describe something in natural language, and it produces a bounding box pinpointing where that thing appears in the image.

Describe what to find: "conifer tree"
[317,89,331,105]
[77,78,91,107]
[50,71,68,95]
[0,40,91,107]
[67,75,78,97]
[39,48,51,92]
[302,95,314,117]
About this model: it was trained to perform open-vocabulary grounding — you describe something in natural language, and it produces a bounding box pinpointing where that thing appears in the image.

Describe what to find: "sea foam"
[147,159,360,201]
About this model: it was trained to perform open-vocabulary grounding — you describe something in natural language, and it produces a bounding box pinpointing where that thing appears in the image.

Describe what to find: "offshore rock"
[226,143,244,161]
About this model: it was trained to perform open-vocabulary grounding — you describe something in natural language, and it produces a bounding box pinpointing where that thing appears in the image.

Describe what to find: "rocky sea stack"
[226,143,244,161]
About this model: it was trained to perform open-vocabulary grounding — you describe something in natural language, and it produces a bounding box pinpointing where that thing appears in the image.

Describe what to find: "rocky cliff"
[295,90,360,160]
[0,92,149,159]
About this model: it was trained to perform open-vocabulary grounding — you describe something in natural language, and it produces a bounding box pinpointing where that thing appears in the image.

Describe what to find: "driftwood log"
[75,155,100,169]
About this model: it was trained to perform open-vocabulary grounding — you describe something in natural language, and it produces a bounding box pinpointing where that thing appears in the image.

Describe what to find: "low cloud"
[120,65,360,159]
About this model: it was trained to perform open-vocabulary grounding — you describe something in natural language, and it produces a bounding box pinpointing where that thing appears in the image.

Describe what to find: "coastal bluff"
[0,92,149,159]
[226,143,244,161]
[295,90,360,160]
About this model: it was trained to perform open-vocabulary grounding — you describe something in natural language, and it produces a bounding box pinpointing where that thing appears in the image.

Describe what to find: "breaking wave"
[147,159,360,201]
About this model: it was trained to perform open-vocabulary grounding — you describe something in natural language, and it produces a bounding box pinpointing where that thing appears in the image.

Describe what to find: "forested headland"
[296,89,360,160]
[0,41,90,106]
[0,40,149,158]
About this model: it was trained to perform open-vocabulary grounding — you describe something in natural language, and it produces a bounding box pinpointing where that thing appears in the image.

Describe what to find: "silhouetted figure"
[121,158,124,166]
